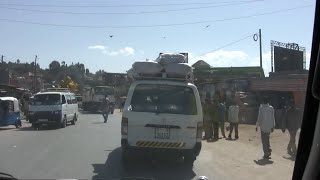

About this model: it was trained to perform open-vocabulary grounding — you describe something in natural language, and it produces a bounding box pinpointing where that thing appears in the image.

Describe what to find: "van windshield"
[131,84,197,115]
[32,94,61,105]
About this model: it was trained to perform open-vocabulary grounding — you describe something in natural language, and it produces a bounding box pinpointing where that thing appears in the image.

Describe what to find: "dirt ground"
[195,124,299,180]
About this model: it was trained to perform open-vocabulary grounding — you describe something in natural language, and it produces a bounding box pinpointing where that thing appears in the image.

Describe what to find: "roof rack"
[41,88,71,92]
[133,72,194,83]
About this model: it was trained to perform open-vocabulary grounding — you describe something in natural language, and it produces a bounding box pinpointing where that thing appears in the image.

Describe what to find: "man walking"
[256,97,275,159]
[228,101,239,139]
[120,100,125,112]
[282,101,302,157]
[217,98,227,138]
[101,96,110,123]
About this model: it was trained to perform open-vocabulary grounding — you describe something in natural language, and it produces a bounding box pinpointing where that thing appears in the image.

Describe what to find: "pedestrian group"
[203,96,302,160]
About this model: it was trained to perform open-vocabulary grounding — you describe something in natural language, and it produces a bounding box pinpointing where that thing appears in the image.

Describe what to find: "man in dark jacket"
[217,98,227,138]
[203,98,213,140]
[101,96,110,123]
[282,102,303,156]
[211,98,220,140]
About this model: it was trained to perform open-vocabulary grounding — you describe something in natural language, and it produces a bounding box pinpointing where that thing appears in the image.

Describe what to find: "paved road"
[0,111,295,180]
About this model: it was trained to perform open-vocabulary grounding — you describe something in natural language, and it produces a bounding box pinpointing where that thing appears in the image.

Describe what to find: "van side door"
[65,94,72,120]
[70,94,78,117]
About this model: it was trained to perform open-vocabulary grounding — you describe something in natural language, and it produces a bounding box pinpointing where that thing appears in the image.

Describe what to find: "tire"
[71,114,77,125]
[82,104,87,111]
[15,122,21,128]
[184,154,195,169]
[32,123,39,130]
[61,116,67,128]
[65,117,68,126]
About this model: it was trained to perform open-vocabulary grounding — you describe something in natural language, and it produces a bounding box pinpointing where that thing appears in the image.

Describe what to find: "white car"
[29,90,79,129]
[121,80,203,168]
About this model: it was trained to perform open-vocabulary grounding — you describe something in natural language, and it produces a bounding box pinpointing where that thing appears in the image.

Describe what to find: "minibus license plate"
[155,128,170,139]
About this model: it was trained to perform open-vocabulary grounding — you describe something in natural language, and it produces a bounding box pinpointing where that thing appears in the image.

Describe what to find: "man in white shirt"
[256,97,275,159]
[228,101,240,139]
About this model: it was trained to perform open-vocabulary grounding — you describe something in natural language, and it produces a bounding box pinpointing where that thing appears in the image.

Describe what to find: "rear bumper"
[32,121,60,125]
[121,139,201,156]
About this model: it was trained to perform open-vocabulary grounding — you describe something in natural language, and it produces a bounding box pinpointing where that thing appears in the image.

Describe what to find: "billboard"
[274,46,303,72]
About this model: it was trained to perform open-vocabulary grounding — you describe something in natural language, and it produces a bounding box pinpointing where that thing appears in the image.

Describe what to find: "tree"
[94,70,104,80]
[16,59,20,64]
[61,61,65,66]
[85,68,90,75]
[79,63,85,77]
[49,61,60,71]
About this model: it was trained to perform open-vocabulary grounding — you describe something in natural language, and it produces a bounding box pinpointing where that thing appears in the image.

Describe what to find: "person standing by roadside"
[282,101,303,157]
[211,98,220,140]
[228,101,240,139]
[217,98,227,138]
[256,97,275,159]
[203,98,213,140]
[120,99,125,112]
[101,96,110,123]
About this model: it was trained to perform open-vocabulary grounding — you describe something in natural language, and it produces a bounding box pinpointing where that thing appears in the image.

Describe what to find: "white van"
[29,90,78,129]
[121,80,203,168]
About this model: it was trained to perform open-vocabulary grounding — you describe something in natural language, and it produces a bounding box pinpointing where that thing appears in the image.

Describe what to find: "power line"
[0,1,261,15]
[194,33,256,59]
[0,0,262,8]
[0,5,312,29]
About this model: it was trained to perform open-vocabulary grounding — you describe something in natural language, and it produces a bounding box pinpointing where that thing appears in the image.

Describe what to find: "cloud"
[120,47,135,56]
[191,50,249,66]
[191,50,272,76]
[88,45,135,56]
[88,45,106,51]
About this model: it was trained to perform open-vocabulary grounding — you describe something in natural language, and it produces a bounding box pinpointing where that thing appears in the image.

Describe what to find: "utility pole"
[1,55,4,64]
[259,29,263,69]
[34,55,38,93]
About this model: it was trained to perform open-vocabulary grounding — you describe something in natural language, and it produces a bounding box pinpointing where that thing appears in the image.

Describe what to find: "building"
[193,60,264,102]
[249,70,308,126]
[192,60,210,69]
[192,60,308,126]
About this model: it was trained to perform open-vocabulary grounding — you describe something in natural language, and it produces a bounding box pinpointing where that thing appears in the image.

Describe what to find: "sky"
[0,0,316,75]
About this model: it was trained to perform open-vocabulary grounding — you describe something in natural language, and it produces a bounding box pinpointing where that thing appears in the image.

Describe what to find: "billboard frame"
[270,40,306,72]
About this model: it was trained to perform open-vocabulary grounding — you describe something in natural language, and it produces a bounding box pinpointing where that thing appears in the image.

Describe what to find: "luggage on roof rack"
[132,61,163,74]
[163,63,193,78]
[156,53,187,65]
[128,53,194,83]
